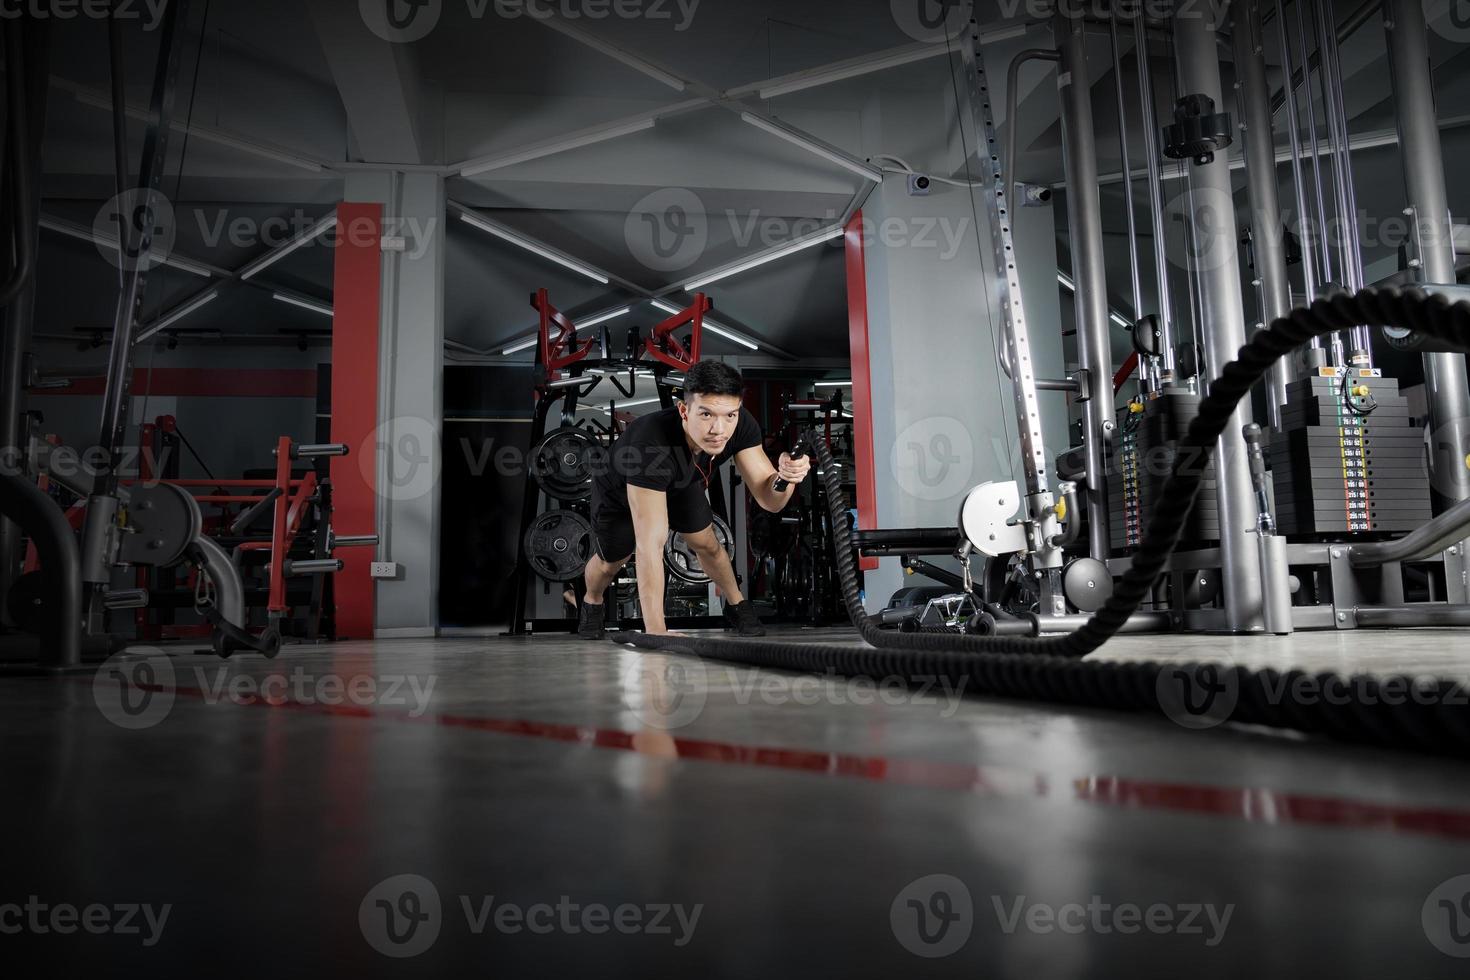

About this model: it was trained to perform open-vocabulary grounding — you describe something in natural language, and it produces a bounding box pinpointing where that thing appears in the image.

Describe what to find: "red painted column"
[330,203,383,639]
[845,211,879,572]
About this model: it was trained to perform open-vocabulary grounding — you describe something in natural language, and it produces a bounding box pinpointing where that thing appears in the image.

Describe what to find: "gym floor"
[3,628,1469,977]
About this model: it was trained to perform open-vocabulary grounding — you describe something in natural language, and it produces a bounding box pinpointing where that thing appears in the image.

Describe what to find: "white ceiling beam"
[56,76,331,173]
[307,0,427,164]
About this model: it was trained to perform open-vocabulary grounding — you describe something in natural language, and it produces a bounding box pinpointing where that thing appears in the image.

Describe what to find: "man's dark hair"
[683,360,744,399]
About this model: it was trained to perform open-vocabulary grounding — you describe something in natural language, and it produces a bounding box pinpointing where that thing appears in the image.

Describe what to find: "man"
[579,360,810,638]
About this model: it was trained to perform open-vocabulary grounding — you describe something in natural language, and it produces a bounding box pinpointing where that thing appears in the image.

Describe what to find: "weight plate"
[523,510,594,582]
[664,515,733,585]
[530,427,605,503]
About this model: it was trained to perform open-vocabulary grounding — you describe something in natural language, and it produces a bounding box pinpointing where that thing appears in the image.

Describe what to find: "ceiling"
[29,0,1470,375]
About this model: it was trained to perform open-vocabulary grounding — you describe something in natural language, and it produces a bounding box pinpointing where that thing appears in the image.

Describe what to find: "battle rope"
[615,289,1470,757]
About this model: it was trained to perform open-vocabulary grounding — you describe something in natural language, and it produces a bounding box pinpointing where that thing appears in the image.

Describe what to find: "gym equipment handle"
[291,443,350,459]
[282,559,344,576]
[774,442,807,493]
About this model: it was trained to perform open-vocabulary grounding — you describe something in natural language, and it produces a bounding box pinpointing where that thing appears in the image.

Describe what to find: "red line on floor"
[118,682,1470,843]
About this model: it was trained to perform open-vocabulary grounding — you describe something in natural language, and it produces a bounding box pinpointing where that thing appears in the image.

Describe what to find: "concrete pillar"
[343,171,446,637]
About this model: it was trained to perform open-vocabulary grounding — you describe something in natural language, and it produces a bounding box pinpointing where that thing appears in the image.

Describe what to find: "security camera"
[1018,183,1053,207]
[907,174,932,196]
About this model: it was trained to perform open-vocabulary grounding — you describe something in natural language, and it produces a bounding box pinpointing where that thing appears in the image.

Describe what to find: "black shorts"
[590,483,714,562]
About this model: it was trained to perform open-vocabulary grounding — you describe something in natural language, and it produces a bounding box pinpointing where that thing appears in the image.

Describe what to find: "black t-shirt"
[593,406,763,514]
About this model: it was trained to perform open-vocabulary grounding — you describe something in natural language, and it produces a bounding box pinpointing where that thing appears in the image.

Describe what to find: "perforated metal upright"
[958,19,1064,595]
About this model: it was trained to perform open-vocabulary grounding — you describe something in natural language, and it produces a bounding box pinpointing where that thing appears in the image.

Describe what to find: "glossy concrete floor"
[3,626,1470,978]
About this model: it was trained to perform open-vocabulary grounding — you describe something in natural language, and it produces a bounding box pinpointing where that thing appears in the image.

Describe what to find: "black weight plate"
[524,510,594,581]
[665,515,733,585]
[530,427,605,503]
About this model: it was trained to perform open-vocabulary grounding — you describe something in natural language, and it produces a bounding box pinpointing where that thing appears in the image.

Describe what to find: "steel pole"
[1385,0,1470,552]
[1173,6,1266,632]
[1232,0,1294,428]
[1273,0,1320,308]
[1134,12,1177,380]
[1055,10,1114,559]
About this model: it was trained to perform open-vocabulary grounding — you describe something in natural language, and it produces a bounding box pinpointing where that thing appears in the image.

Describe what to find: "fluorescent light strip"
[683,226,844,291]
[1057,272,1135,328]
[72,89,326,172]
[241,215,338,281]
[40,217,215,278]
[273,293,333,317]
[815,380,853,387]
[579,307,633,329]
[650,300,759,351]
[501,307,630,357]
[461,119,655,177]
[458,211,610,284]
[739,112,884,184]
[137,290,220,342]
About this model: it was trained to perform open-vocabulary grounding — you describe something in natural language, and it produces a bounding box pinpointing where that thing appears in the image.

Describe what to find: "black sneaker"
[578,602,607,640]
[723,600,767,637]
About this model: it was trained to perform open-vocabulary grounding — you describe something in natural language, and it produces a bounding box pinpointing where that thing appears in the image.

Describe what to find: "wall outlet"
[370,562,400,580]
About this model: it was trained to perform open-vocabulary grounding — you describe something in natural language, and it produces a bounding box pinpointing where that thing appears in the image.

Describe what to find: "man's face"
[681,393,743,455]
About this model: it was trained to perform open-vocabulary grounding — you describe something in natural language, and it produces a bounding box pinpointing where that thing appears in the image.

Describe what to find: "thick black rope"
[615,289,1470,757]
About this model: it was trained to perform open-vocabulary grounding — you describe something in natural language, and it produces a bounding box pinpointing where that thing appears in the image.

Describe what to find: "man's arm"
[735,446,811,513]
[628,486,674,634]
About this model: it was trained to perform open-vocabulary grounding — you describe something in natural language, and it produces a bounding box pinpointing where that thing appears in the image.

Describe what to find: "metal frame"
[1054,10,1115,562]
[958,24,1062,580]
[1385,0,1470,606]
[1233,0,1296,428]
[1172,8,1267,633]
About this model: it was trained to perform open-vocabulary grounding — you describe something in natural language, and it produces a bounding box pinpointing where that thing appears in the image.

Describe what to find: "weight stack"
[1108,388,1220,554]
[1269,370,1432,535]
